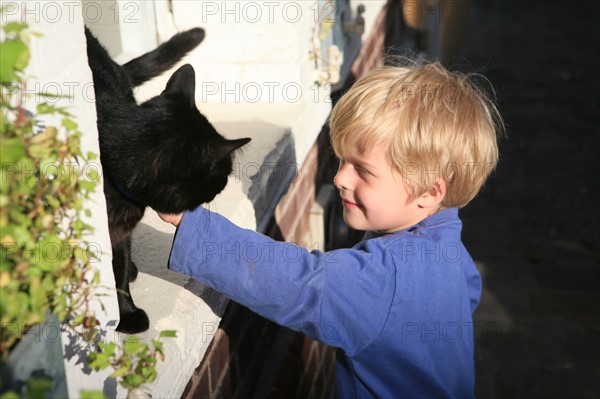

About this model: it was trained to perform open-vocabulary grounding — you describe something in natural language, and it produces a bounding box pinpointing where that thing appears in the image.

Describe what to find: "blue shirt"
[169,207,481,398]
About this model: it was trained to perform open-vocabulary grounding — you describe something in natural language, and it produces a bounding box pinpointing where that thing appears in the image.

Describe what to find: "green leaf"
[61,118,78,131]
[2,21,28,35]
[25,375,53,398]
[8,225,29,245]
[79,180,97,193]
[36,103,68,116]
[88,352,111,370]
[0,40,29,83]
[97,341,116,357]
[151,340,163,352]
[44,194,61,209]
[141,366,158,383]
[79,390,109,399]
[0,390,20,399]
[71,313,85,326]
[123,374,143,389]
[123,340,147,355]
[159,330,177,338]
[0,138,26,163]
[28,274,44,311]
[109,366,130,379]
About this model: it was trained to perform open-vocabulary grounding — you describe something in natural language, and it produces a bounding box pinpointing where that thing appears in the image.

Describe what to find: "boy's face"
[334,141,428,233]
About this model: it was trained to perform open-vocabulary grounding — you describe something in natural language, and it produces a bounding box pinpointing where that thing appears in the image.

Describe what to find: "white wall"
[2,0,122,396]
[81,0,158,63]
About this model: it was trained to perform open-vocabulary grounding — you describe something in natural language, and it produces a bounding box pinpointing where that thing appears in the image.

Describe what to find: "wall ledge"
[129,85,331,397]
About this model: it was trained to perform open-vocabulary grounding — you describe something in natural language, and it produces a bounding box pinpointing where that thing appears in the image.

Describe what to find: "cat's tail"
[122,27,205,87]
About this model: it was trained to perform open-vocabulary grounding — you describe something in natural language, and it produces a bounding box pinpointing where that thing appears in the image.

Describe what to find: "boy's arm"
[167,206,396,354]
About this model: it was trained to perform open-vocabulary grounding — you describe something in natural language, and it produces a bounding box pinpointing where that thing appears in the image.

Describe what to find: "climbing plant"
[0,18,100,360]
[0,14,174,398]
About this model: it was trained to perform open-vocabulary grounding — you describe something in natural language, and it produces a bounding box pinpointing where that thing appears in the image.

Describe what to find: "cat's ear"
[211,137,251,160]
[163,64,196,107]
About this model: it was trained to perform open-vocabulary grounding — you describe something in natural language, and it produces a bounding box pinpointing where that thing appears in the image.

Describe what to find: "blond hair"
[329,61,503,208]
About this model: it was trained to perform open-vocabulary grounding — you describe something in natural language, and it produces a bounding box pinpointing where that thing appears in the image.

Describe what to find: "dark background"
[452,0,599,397]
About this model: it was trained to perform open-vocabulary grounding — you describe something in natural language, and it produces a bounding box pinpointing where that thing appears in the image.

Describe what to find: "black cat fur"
[85,27,250,334]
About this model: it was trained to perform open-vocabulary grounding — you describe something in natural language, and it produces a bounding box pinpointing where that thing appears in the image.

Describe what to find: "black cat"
[85,28,250,334]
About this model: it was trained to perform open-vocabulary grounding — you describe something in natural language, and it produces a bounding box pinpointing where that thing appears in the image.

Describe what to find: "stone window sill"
[124,91,331,398]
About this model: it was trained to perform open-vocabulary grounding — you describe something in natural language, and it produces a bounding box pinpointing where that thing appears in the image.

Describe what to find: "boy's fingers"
[157,212,183,227]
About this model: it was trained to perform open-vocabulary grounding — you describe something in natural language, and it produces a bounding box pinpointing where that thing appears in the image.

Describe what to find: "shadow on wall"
[131,222,228,319]
[215,120,298,234]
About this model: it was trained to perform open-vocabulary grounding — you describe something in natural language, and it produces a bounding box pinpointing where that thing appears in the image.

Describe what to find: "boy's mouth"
[341,198,360,209]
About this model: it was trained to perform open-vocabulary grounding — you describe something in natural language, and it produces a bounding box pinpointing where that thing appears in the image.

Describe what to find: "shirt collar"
[364,208,460,240]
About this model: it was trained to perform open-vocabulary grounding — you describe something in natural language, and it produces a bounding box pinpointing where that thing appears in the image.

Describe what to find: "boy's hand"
[157,212,184,228]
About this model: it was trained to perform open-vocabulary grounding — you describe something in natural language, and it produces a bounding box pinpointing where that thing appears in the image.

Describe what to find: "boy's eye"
[356,166,370,176]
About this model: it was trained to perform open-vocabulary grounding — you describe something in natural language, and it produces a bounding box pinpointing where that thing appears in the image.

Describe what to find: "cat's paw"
[116,309,150,334]
[128,261,139,283]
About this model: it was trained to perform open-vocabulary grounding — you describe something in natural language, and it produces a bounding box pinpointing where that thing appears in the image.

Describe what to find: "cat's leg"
[126,237,139,283]
[112,239,149,333]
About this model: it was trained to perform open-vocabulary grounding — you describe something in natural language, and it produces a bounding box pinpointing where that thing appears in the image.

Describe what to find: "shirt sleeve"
[168,206,396,354]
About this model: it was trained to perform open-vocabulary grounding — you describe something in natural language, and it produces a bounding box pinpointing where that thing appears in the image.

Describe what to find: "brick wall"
[266,133,336,399]
[182,301,297,398]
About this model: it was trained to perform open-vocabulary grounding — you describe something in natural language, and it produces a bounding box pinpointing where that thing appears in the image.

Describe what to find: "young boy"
[158,62,502,398]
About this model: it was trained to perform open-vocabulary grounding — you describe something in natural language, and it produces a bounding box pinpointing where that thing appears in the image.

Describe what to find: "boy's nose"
[334,163,351,190]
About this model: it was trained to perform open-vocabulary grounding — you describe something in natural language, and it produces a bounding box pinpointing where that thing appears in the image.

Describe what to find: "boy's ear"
[416,179,446,209]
